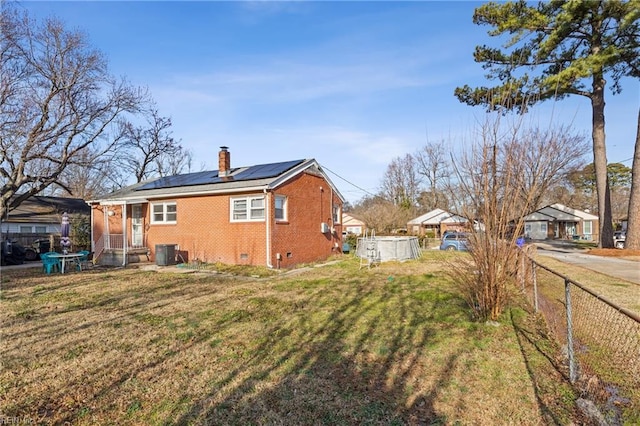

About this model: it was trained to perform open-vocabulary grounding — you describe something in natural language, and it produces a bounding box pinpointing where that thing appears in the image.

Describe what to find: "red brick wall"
[145,195,266,265]
[271,172,343,268]
[91,171,343,268]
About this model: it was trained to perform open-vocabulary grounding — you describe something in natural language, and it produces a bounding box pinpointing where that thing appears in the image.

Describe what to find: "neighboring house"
[523,203,599,241]
[407,208,470,237]
[342,213,365,235]
[1,196,90,236]
[88,147,345,268]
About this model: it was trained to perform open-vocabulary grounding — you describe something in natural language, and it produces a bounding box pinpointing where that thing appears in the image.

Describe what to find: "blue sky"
[21,1,639,203]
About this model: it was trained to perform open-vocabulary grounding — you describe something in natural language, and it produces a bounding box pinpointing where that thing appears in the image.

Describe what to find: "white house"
[342,213,365,235]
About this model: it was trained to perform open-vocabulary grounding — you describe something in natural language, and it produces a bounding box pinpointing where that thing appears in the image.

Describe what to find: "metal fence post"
[565,278,576,383]
[532,260,538,313]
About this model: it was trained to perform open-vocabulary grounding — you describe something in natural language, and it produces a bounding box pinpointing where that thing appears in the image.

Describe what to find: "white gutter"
[93,185,270,204]
[98,199,148,206]
[264,188,273,268]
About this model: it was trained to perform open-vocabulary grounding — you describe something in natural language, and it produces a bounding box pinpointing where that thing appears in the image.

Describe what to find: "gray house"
[523,203,599,241]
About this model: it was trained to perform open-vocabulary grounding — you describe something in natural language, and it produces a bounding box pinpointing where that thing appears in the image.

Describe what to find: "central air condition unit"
[320,222,330,233]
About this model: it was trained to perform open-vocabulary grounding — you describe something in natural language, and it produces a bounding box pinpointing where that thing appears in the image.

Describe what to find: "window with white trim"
[18,225,47,233]
[275,195,287,221]
[583,220,592,235]
[332,204,341,224]
[231,196,265,221]
[151,201,177,224]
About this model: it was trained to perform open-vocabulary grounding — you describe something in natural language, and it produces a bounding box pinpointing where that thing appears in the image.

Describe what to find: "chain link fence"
[517,247,640,424]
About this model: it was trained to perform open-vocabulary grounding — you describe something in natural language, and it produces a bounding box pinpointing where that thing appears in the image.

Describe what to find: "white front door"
[132,204,143,247]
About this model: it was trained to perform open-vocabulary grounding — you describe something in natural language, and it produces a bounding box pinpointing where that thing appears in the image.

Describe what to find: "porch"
[93,234,149,266]
[92,200,148,266]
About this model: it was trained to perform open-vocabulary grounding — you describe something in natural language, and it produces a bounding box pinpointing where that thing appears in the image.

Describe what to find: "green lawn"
[1,253,579,425]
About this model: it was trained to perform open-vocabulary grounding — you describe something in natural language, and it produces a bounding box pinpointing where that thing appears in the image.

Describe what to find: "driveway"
[534,241,640,284]
[1,261,42,271]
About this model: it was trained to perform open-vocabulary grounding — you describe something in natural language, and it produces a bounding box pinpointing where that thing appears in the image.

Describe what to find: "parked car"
[439,232,470,251]
[24,238,51,261]
[1,239,27,265]
[613,231,626,249]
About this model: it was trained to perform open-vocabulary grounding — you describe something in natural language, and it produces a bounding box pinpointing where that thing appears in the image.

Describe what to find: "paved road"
[534,242,640,284]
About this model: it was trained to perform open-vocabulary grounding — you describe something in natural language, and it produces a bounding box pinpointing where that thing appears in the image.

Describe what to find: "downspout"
[90,204,94,252]
[104,207,110,249]
[330,186,336,246]
[122,203,127,267]
[264,188,273,268]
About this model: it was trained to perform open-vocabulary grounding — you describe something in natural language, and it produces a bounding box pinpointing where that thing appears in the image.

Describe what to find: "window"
[151,202,177,224]
[275,195,287,221]
[18,225,47,233]
[231,196,265,222]
[332,204,341,224]
[583,220,592,235]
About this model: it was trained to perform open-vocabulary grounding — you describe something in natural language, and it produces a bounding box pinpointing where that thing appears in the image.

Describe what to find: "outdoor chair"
[75,250,91,271]
[41,252,61,274]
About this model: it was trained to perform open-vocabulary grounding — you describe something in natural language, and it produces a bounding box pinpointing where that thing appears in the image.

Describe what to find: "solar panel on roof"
[136,170,220,191]
[234,159,304,181]
[134,159,306,191]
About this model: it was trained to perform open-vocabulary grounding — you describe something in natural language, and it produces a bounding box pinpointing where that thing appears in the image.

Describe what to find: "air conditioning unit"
[320,222,330,233]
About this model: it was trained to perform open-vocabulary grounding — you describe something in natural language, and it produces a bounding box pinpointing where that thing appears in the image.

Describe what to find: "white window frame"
[583,220,592,235]
[332,204,341,224]
[230,196,265,222]
[275,195,287,221]
[19,226,33,233]
[151,201,177,224]
[540,222,548,234]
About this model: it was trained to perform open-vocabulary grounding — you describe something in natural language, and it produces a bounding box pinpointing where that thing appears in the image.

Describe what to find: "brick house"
[88,147,345,268]
[407,208,470,237]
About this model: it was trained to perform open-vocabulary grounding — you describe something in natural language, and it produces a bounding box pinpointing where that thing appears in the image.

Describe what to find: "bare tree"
[0,8,145,219]
[379,154,422,210]
[119,109,184,183]
[450,118,538,320]
[414,141,451,210]
[506,126,589,210]
[350,195,408,234]
[155,146,194,177]
[52,146,115,199]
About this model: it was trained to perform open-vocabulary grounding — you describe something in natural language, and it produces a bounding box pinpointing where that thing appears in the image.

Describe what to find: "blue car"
[439,232,469,251]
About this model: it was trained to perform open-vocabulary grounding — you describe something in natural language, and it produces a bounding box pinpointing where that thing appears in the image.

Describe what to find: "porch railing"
[93,235,104,264]
[102,234,145,250]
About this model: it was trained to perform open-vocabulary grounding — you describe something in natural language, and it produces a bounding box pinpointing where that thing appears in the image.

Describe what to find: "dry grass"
[532,256,640,314]
[1,254,580,425]
[588,248,640,262]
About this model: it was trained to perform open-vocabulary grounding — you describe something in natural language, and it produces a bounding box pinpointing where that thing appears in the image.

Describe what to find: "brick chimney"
[218,146,230,177]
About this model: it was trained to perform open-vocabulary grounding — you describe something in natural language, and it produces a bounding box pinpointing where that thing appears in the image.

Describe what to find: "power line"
[320,163,377,199]
[615,157,633,164]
